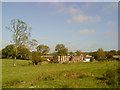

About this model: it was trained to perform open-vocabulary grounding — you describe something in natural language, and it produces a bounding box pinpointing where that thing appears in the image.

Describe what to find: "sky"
[1,0,119,2]
[0,2,2,51]
[1,2,118,52]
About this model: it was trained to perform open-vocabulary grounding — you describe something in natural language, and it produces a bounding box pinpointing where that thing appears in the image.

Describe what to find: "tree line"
[1,43,119,63]
[1,19,119,65]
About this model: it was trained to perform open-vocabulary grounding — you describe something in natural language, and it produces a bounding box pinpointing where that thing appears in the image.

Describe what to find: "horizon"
[1,2,118,52]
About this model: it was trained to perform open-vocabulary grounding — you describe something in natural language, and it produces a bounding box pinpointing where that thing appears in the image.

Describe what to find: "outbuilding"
[83,55,93,62]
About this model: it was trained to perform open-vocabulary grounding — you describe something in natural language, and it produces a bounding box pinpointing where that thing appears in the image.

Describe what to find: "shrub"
[90,57,94,62]
[103,69,118,86]
[31,51,42,65]
[97,58,107,61]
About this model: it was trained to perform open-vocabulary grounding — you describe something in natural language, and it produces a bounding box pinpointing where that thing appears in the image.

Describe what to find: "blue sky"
[0,2,1,26]
[2,2,118,52]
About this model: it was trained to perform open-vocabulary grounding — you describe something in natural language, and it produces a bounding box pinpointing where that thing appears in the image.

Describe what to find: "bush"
[90,57,94,62]
[103,69,118,86]
[97,58,107,61]
[31,51,42,65]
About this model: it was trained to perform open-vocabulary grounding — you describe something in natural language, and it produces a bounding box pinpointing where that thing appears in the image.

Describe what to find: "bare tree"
[28,39,38,51]
[6,19,31,66]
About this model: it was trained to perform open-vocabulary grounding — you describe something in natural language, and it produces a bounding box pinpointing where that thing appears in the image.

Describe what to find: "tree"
[2,44,15,59]
[28,39,38,51]
[55,44,68,56]
[106,50,117,59]
[0,50,2,59]
[69,51,75,56]
[75,50,81,56]
[2,44,30,60]
[118,50,120,55]
[6,19,31,66]
[31,51,42,65]
[36,45,50,55]
[96,48,106,60]
[17,45,30,60]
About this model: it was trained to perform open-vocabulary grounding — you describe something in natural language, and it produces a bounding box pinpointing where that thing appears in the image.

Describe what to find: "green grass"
[2,59,118,88]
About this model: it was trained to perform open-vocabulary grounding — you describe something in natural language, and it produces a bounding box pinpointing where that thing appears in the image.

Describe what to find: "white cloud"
[67,6,82,15]
[53,3,82,15]
[52,3,101,24]
[107,21,117,25]
[66,15,100,24]
[79,29,95,35]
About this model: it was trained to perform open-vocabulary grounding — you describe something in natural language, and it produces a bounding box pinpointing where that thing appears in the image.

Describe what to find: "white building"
[83,55,93,62]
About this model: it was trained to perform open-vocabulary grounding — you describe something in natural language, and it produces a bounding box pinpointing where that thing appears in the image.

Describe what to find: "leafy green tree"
[89,52,97,60]
[55,44,68,56]
[107,53,113,59]
[36,45,50,55]
[96,48,106,60]
[69,52,75,56]
[51,52,57,56]
[17,45,30,60]
[31,51,42,65]
[2,44,15,59]
[75,50,81,56]
[106,50,117,60]
[118,50,120,55]
[60,48,68,56]
[6,19,31,66]
[0,50,2,59]
[55,44,65,51]
[2,44,30,60]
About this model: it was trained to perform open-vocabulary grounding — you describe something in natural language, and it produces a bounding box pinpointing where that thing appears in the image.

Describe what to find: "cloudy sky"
[2,2,118,52]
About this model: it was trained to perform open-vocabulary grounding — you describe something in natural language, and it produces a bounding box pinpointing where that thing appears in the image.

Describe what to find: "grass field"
[2,59,119,88]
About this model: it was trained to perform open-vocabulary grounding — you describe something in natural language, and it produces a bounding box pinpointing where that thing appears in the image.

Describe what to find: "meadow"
[2,59,119,88]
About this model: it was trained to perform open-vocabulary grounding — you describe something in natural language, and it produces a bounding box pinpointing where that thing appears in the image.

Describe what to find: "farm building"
[113,55,120,60]
[42,54,94,63]
[83,55,93,62]
[50,54,84,63]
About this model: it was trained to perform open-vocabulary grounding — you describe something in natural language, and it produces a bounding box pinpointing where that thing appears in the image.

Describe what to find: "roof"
[113,55,120,58]
[85,55,92,58]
